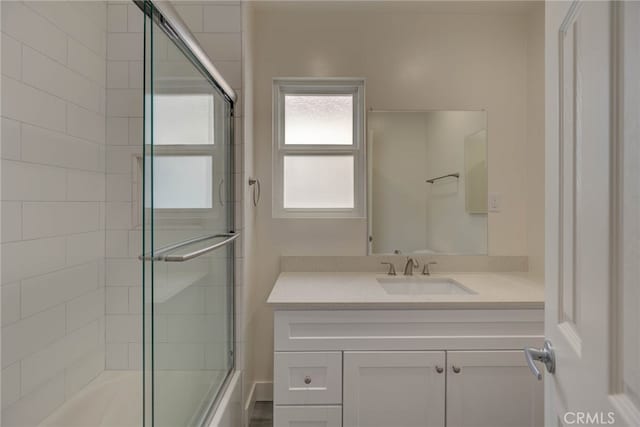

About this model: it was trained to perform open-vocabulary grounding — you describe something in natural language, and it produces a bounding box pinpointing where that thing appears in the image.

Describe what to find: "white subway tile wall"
[1,2,107,425]
[0,0,245,423]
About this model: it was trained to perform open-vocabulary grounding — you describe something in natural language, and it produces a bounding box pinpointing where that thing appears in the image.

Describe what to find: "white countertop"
[267,272,544,309]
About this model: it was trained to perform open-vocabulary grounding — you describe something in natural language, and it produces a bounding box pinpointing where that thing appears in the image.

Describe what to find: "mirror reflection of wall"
[368,111,488,255]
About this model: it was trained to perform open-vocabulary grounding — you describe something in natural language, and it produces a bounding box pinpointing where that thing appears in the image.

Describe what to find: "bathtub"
[38,370,241,427]
[39,371,142,427]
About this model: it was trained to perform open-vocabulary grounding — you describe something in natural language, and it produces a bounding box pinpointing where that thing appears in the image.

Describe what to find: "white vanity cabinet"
[272,309,544,427]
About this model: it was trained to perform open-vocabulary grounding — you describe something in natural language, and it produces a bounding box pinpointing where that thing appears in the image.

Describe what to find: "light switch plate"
[488,193,501,212]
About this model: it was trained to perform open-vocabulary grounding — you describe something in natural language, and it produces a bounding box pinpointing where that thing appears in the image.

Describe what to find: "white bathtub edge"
[208,371,242,427]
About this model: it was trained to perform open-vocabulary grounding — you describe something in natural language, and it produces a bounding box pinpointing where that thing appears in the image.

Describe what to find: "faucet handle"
[380,262,397,276]
[422,261,438,275]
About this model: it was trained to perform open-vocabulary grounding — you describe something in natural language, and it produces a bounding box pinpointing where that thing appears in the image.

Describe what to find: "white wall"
[1,2,107,425]
[104,0,144,372]
[248,1,539,385]
[0,1,246,424]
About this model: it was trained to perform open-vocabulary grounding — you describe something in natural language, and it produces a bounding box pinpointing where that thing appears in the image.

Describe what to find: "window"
[145,92,217,212]
[144,155,213,209]
[154,94,215,146]
[273,79,366,218]
[136,88,227,224]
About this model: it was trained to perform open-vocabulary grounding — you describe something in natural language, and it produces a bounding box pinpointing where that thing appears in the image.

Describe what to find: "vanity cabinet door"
[446,351,543,427]
[343,351,445,427]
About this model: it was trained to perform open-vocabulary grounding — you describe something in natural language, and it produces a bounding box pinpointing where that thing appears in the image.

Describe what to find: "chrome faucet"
[403,257,418,276]
[422,261,438,275]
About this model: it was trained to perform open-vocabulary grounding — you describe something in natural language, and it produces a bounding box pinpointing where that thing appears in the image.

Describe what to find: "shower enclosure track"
[135,1,237,103]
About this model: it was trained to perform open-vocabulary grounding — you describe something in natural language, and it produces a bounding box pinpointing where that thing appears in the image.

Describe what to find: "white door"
[343,351,445,427]
[543,1,640,425]
[447,351,543,427]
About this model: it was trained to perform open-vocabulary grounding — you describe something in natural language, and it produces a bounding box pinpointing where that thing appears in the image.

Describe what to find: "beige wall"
[241,1,258,419]
[247,1,544,385]
[525,3,545,278]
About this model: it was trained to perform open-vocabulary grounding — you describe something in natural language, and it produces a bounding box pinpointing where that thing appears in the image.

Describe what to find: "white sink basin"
[377,277,476,295]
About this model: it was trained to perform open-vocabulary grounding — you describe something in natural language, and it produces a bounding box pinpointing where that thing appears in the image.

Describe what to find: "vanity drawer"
[274,351,342,405]
[274,310,544,351]
[274,405,342,427]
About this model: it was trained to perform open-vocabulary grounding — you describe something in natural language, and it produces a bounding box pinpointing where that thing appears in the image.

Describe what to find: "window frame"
[272,78,366,218]
[134,82,227,227]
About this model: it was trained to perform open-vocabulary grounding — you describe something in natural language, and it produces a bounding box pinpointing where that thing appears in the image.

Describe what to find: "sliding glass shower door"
[142,3,235,426]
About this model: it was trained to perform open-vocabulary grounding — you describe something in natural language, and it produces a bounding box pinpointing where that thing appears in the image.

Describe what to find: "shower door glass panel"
[143,4,235,426]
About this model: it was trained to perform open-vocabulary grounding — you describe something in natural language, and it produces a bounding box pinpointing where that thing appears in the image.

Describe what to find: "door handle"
[524,340,555,380]
[218,179,225,206]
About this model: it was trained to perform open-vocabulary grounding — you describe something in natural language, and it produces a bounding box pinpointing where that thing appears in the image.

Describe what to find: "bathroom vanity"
[268,272,544,427]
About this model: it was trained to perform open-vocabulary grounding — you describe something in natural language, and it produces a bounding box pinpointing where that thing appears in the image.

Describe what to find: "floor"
[249,402,273,427]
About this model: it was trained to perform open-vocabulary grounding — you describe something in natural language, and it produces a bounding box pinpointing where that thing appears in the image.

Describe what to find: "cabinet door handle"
[452,366,461,374]
[435,366,444,374]
[304,376,312,385]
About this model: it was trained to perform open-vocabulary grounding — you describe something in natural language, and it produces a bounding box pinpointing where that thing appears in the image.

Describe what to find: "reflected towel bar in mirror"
[426,173,460,184]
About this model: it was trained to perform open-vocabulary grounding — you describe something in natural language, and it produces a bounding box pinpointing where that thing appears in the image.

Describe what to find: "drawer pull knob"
[452,366,461,374]
[304,376,312,385]
[435,366,444,374]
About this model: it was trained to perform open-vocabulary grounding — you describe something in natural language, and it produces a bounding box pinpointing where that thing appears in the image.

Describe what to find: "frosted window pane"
[285,95,353,145]
[146,156,212,208]
[155,94,214,145]
[283,155,354,208]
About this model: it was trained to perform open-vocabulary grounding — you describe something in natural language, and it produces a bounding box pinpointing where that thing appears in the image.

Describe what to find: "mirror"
[367,110,488,255]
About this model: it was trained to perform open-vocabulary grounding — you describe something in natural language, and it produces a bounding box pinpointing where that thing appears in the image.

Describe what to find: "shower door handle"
[164,233,238,262]
[218,179,225,206]
[139,232,239,262]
